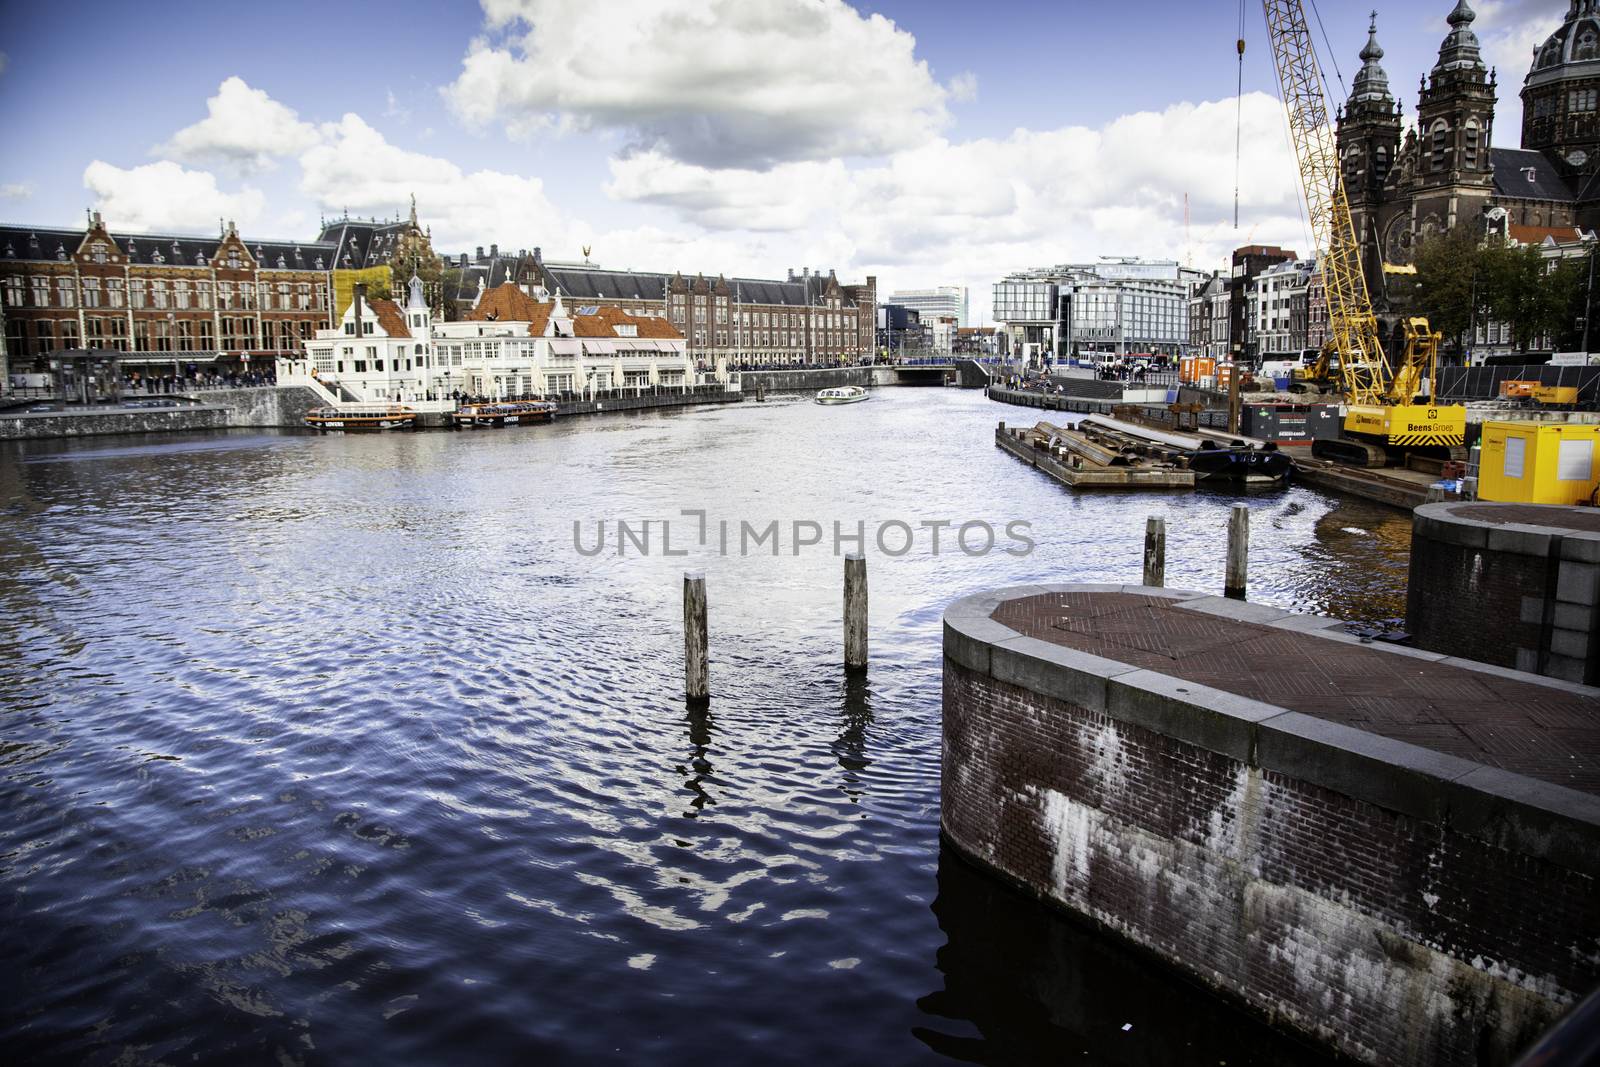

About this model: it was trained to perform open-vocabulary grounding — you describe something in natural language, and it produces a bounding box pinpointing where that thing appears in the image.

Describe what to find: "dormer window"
[227,250,241,270]
[614,323,638,337]
[1526,167,1539,183]
[90,242,108,264]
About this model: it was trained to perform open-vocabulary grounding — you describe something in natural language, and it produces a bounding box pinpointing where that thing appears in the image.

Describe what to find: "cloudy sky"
[0,0,1567,320]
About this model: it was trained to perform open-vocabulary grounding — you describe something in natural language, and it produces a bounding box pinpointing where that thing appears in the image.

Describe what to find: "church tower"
[1337,14,1403,298]
[1522,0,1600,179]
[1410,0,1497,234]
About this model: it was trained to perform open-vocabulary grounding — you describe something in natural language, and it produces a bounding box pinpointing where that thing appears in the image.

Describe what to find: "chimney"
[459,253,469,267]
[353,282,367,337]
[476,246,485,260]
[490,243,498,258]
[533,246,542,263]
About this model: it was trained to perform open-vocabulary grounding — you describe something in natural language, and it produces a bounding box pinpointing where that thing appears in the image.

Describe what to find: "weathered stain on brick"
[943,655,1593,1066]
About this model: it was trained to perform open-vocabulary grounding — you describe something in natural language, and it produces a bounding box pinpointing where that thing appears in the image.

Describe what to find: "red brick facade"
[1,214,334,372]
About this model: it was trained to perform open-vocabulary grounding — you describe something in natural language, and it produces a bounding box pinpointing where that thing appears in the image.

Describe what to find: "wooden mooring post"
[1225,504,1249,599]
[684,571,709,703]
[844,552,868,671]
[1143,516,1166,587]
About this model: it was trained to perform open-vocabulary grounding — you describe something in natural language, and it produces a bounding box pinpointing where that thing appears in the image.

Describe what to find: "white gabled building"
[300,275,434,402]
[293,278,691,403]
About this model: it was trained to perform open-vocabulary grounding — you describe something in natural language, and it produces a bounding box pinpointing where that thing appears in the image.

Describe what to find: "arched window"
[1575,25,1598,61]
[1430,120,1449,172]
[1463,121,1480,169]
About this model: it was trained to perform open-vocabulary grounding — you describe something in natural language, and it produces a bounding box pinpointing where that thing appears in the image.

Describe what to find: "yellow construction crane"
[1261,0,1466,464]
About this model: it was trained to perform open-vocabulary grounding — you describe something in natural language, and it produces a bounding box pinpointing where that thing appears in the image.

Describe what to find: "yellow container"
[1534,385,1580,406]
[1478,421,1600,504]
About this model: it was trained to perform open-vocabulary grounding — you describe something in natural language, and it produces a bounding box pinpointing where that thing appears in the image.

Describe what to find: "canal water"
[0,388,1408,1064]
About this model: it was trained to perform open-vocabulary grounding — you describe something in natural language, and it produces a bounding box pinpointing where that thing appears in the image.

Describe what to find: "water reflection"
[834,672,873,774]
[918,844,1337,1065]
[679,702,716,817]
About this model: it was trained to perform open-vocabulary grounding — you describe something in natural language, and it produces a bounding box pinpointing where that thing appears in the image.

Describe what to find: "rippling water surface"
[0,389,1407,1064]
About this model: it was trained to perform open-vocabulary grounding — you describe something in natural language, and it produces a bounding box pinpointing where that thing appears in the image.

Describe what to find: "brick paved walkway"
[991,591,1600,796]
[1447,503,1600,533]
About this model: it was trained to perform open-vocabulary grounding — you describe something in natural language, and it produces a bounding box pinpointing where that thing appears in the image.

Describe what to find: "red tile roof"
[463,283,684,341]
[367,297,411,339]
[1508,224,1583,246]
[570,304,683,339]
[465,283,552,335]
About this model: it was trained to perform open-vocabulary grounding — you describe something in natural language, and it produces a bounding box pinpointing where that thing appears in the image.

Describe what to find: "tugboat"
[451,400,558,429]
[304,405,417,432]
[815,385,869,405]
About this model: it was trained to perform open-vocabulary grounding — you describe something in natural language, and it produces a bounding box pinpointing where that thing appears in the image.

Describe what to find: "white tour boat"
[815,385,869,405]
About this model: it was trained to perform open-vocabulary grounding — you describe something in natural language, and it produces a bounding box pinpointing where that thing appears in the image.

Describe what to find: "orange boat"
[304,405,418,432]
[451,400,558,428]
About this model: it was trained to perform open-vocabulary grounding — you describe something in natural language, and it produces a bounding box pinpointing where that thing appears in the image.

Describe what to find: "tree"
[1479,240,1583,352]
[1411,226,1482,355]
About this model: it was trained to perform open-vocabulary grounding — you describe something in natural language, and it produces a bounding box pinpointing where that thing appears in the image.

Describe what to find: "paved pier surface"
[943,584,1600,1065]
[990,589,1600,795]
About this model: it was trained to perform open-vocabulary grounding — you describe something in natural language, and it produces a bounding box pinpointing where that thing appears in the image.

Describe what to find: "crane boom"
[1261,0,1388,406]
[1259,0,1464,461]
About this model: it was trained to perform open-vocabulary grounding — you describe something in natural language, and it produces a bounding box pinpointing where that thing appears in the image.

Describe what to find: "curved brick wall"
[943,584,1600,1066]
[1408,502,1600,685]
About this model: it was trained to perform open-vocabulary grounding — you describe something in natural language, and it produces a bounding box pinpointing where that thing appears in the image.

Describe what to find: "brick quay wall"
[943,584,1600,1066]
[1408,502,1600,686]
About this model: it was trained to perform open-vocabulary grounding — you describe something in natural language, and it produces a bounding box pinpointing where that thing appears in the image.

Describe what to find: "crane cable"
[1234,0,1246,230]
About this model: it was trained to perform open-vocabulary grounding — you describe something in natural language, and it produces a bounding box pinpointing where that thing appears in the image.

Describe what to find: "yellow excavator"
[1260,0,1466,466]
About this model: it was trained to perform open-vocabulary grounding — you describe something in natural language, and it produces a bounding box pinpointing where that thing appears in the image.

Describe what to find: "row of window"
[4,316,313,355]
[1,274,325,312]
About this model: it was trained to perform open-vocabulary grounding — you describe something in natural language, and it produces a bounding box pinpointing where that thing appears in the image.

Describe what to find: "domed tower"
[1336,14,1403,295]
[1522,0,1600,177]
[1411,0,1497,232]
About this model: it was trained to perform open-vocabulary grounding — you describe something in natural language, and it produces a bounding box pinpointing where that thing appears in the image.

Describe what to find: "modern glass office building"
[886,286,968,327]
[992,260,1202,358]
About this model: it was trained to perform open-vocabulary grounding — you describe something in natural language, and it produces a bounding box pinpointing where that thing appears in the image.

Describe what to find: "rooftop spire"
[1350,11,1394,105]
[1433,0,1484,76]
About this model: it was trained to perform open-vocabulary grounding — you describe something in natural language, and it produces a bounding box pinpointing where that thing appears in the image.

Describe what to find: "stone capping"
[944,583,1600,877]
[1414,501,1600,562]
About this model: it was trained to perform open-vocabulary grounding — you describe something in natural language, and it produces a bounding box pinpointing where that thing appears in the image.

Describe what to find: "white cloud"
[83,160,265,232]
[156,77,321,173]
[603,92,1312,320]
[383,89,411,125]
[1476,0,1560,137]
[0,182,31,200]
[444,0,957,168]
[298,114,579,253]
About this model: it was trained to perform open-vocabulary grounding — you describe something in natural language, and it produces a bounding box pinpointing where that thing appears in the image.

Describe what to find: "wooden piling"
[844,553,868,670]
[1225,504,1249,599]
[1143,516,1166,587]
[684,571,709,702]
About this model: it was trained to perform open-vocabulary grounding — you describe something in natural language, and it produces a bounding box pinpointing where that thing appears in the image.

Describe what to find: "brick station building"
[0,212,336,384]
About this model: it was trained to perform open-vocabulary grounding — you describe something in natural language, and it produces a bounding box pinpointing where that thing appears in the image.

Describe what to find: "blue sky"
[0,0,1567,319]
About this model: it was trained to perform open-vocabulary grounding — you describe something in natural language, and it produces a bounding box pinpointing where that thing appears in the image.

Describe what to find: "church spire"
[1433,0,1485,76]
[1350,12,1393,105]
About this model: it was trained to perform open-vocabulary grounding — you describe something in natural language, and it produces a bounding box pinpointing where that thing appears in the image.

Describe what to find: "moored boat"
[816,385,868,405]
[304,405,417,432]
[451,400,559,428]
[1181,443,1296,484]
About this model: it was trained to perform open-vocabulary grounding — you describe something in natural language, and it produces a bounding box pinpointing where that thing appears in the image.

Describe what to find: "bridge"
[879,358,993,388]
